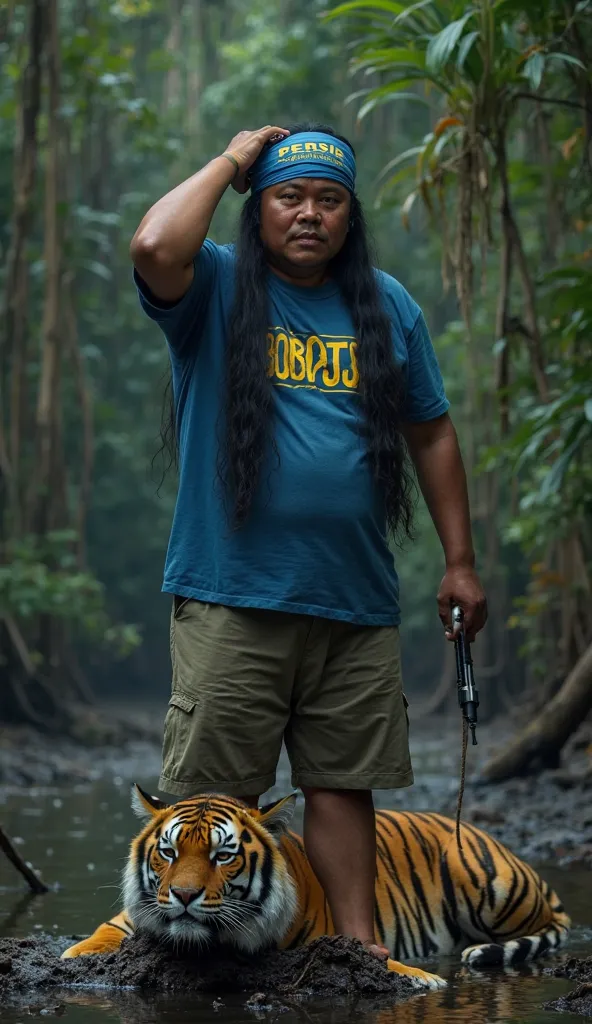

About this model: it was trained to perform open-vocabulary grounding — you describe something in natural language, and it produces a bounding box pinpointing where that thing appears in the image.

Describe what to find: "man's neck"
[267,262,329,289]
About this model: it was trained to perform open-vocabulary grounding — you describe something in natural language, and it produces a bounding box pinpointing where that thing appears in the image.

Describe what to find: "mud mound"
[0,933,416,1003]
[545,955,592,983]
[543,957,592,1016]
[544,983,592,1016]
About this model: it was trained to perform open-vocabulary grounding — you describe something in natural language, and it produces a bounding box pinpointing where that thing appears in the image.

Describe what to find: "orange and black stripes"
[281,810,570,967]
[61,794,570,975]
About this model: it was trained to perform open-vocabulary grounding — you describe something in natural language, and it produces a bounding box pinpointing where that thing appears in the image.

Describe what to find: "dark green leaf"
[426,12,476,72]
[358,90,429,119]
[323,0,404,21]
[522,51,545,90]
[82,260,113,281]
[456,29,479,69]
[539,428,587,500]
[546,52,586,71]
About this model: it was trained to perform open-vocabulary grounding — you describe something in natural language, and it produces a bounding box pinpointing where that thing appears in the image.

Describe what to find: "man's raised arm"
[129,126,289,303]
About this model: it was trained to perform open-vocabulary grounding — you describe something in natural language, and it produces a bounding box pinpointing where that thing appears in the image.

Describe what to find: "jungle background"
[0,0,591,782]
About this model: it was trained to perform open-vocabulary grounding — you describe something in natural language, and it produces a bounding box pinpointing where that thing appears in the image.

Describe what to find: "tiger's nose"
[170,886,203,906]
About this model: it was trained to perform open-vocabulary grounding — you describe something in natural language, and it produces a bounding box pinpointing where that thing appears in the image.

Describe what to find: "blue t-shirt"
[135,240,449,626]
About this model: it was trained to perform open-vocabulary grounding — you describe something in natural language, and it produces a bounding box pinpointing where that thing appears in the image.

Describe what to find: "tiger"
[61,786,570,992]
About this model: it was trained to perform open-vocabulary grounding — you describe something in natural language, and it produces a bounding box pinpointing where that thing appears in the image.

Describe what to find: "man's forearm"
[129,126,288,302]
[404,415,475,568]
[130,156,235,268]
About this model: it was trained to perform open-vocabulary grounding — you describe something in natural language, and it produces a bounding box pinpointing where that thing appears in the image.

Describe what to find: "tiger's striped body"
[282,809,569,966]
[62,790,570,991]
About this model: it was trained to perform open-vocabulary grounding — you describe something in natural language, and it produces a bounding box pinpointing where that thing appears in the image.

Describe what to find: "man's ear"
[131,783,169,820]
[256,793,298,838]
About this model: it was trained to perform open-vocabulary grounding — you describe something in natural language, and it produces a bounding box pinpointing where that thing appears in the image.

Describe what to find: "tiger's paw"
[60,937,123,958]
[61,940,101,959]
[61,918,130,959]
[386,958,447,991]
[461,942,504,967]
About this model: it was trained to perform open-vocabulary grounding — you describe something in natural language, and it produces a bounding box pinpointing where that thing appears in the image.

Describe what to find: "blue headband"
[249,132,356,194]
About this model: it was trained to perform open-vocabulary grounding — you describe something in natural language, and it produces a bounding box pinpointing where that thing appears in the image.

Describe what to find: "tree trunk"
[536,105,562,261]
[163,0,183,112]
[415,645,456,717]
[567,10,592,172]
[454,136,478,496]
[198,0,222,85]
[494,148,513,435]
[1,0,44,535]
[481,641,592,781]
[28,0,61,539]
[63,272,93,569]
[185,0,202,141]
[495,136,549,404]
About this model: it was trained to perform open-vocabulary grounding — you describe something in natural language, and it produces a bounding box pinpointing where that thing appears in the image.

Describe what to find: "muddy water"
[1,733,591,1024]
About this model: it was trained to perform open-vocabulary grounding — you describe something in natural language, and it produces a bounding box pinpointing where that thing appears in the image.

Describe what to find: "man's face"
[259,178,351,278]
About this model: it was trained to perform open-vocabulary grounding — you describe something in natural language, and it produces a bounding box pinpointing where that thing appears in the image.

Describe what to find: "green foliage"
[0,533,141,658]
[201,4,338,120]
[324,0,590,211]
[482,264,592,545]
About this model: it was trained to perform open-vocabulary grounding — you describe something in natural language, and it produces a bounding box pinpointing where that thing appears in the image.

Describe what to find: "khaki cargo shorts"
[159,599,413,797]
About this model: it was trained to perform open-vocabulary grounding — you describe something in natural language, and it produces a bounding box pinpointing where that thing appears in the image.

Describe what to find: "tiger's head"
[123,785,298,953]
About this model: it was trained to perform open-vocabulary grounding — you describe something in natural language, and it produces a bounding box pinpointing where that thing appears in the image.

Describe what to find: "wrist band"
[221,152,240,177]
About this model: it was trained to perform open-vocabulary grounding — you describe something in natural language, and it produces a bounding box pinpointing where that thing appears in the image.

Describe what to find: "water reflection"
[3,959,588,1024]
[1,937,591,1023]
[2,892,42,932]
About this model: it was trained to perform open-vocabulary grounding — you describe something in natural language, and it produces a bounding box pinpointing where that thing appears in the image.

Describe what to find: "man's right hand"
[223,126,290,195]
[130,126,290,304]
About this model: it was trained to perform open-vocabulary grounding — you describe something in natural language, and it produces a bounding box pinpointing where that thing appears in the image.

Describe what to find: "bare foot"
[362,939,389,961]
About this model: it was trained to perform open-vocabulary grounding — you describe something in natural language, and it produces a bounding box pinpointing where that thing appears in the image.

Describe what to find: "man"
[130,121,487,963]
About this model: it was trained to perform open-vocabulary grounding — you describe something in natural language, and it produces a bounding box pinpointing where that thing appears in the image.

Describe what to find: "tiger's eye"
[216,851,234,863]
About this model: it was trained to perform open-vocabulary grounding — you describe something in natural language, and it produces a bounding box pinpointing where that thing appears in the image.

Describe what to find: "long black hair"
[161,121,416,541]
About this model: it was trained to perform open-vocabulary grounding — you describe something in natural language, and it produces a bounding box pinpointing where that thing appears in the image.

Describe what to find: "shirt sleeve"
[403,311,450,422]
[133,238,222,358]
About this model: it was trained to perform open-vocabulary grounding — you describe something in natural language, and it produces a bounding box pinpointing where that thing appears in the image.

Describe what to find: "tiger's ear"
[131,784,169,820]
[257,793,298,838]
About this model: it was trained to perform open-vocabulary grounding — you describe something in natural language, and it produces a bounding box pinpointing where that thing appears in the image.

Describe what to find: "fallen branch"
[0,823,49,893]
[481,641,592,782]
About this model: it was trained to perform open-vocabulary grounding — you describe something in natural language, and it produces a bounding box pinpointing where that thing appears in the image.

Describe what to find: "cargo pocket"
[169,691,197,714]
[169,597,205,696]
[161,690,199,785]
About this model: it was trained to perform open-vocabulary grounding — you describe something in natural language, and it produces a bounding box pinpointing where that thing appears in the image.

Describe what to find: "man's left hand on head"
[437,566,488,644]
